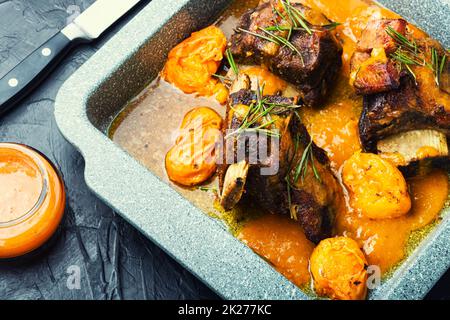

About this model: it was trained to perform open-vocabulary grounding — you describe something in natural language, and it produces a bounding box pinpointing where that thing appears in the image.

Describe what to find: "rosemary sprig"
[386,26,418,52]
[238,27,305,66]
[225,99,280,139]
[238,2,313,66]
[385,26,449,87]
[256,78,264,103]
[431,47,447,86]
[292,138,321,184]
[238,0,340,70]
[390,48,423,82]
[404,64,417,83]
[321,22,342,31]
[390,49,425,66]
[213,73,232,83]
[439,55,447,85]
[310,150,321,183]
[225,82,301,139]
[265,21,341,33]
[286,178,294,219]
[238,27,303,66]
[272,3,287,21]
[226,48,239,76]
[198,186,218,192]
[280,0,298,29]
[259,27,304,59]
[293,139,312,183]
[285,133,321,220]
[263,102,302,115]
[272,21,294,42]
[281,0,312,35]
[237,27,274,43]
[285,133,300,221]
[265,25,297,32]
[285,177,299,221]
[386,26,425,81]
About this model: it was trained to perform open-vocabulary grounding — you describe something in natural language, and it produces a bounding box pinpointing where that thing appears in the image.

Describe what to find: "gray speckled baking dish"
[55,0,450,300]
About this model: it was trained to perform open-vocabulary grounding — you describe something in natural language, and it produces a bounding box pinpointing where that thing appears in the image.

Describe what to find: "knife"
[0,0,141,116]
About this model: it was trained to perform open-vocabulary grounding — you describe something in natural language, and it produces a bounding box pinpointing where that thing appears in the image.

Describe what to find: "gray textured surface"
[0,0,218,300]
[54,0,450,300]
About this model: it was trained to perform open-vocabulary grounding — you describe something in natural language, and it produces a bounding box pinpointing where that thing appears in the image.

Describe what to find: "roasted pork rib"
[359,75,450,153]
[351,18,450,165]
[229,1,342,107]
[219,74,338,243]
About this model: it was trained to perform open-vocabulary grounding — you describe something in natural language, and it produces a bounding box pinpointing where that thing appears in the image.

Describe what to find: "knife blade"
[0,0,141,116]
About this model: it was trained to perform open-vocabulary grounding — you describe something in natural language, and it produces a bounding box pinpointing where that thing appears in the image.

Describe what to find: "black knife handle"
[0,32,75,116]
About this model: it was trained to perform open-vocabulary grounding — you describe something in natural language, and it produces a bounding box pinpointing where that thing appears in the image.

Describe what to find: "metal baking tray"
[55,0,450,299]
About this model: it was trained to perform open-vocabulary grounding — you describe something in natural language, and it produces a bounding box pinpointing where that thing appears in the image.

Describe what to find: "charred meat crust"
[229,2,343,107]
[290,189,332,244]
[359,75,450,153]
[229,2,280,65]
[352,59,401,95]
[400,157,450,177]
[241,117,335,243]
[229,89,297,114]
[271,30,343,106]
[350,19,406,95]
[291,115,330,166]
[357,19,407,54]
[220,85,337,242]
[286,118,335,243]
[354,18,450,163]
[225,89,297,166]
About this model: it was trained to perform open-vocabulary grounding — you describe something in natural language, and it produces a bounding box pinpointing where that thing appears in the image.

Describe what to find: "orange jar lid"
[0,143,65,259]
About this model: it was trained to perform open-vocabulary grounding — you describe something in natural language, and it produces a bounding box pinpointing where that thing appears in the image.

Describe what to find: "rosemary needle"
[265,22,340,33]
[386,26,423,81]
[258,27,305,66]
[198,186,218,193]
[386,26,417,52]
[283,0,312,35]
[238,27,278,45]
[293,138,321,184]
[294,139,312,183]
[225,81,300,139]
[226,48,239,76]
[213,74,232,83]
[385,26,448,86]
[431,47,447,86]
[238,1,312,66]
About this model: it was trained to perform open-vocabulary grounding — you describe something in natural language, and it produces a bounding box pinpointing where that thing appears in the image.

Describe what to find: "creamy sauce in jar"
[0,148,43,223]
[0,143,66,259]
[110,0,449,288]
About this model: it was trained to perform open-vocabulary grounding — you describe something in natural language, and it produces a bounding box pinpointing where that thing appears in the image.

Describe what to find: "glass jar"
[0,143,65,259]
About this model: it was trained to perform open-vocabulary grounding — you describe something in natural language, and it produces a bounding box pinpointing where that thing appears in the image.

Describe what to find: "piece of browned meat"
[350,19,407,95]
[357,19,407,54]
[219,74,339,243]
[360,74,450,154]
[350,51,401,95]
[229,1,342,107]
[352,18,450,166]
